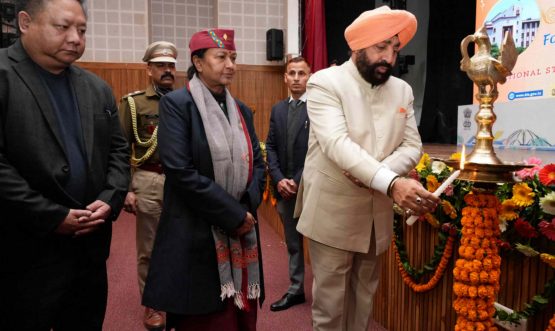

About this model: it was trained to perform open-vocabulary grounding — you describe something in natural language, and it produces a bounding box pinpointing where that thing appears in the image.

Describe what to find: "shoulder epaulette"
[123,90,145,99]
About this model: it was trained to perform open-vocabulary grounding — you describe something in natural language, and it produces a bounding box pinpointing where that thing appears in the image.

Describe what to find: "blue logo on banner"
[508,90,544,100]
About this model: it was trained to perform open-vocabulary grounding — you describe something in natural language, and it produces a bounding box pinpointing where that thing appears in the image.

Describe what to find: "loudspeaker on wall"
[266,29,284,61]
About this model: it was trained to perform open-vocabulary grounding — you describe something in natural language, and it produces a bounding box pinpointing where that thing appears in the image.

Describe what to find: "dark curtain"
[324,0,375,66]
[302,0,328,72]
[419,0,475,143]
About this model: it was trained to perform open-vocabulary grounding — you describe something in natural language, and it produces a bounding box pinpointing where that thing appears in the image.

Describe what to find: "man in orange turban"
[296,6,439,331]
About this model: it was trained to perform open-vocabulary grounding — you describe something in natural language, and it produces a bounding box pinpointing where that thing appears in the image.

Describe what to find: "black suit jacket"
[143,88,266,315]
[0,40,130,269]
[265,98,309,198]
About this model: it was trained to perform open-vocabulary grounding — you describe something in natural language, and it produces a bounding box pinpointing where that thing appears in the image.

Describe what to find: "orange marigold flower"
[476,299,488,310]
[473,215,484,227]
[484,228,494,237]
[470,237,481,248]
[472,260,482,270]
[424,213,440,228]
[475,248,486,260]
[453,267,461,278]
[475,228,485,238]
[539,163,555,186]
[482,258,492,270]
[460,269,470,282]
[489,270,500,283]
[479,271,489,283]
[499,199,519,222]
[461,217,473,227]
[483,219,494,229]
[469,271,480,284]
[540,253,555,268]
[461,237,471,246]
[468,286,478,297]
[512,183,535,207]
[477,285,489,298]
[442,200,458,219]
[426,175,440,193]
[467,309,477,321]
[465,246,476,259]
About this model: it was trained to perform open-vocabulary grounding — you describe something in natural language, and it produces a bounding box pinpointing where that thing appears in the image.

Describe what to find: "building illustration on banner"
[485,1,540,51]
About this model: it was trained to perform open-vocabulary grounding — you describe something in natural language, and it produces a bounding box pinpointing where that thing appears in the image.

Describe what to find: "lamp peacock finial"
[460,25,518,97]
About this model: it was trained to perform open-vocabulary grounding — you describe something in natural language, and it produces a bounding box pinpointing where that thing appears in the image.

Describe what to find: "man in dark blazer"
[266,56,311,311]
[0,0,129,330]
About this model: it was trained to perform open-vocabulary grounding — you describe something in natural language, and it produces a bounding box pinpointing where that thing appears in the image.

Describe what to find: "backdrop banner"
[458,97,555,151]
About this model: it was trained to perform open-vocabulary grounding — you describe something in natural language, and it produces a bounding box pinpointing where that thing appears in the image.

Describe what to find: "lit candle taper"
[406,147,465,226]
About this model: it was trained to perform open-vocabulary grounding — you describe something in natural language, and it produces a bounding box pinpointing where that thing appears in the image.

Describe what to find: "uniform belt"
[138,163,163,174]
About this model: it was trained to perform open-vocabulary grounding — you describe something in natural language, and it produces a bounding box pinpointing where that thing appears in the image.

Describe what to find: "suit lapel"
[69,67,94,166]
[10,46,66,155]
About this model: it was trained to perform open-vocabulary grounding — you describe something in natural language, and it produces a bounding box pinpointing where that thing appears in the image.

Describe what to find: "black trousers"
[0,243,108,331]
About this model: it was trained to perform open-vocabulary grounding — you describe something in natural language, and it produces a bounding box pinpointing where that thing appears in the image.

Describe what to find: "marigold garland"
[394,235,455,293]
[454,192,501,331]
[393,216,455,293]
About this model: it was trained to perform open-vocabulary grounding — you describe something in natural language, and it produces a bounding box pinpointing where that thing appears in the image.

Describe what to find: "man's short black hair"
[286,56,311,71]
[15,0,87,17]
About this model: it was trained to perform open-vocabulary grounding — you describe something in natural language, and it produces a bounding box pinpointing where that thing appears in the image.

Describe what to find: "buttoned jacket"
[296,59,422,254]
[265,98,309,197]
[0,40,129,266]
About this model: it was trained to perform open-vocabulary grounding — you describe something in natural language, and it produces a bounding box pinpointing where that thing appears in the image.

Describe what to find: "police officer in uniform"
[119,41,178,330]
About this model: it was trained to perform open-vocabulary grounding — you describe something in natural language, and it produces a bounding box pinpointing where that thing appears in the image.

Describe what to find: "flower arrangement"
[394,153,555,327]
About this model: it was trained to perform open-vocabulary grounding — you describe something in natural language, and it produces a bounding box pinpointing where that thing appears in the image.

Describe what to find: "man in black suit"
[0,0,129,330]
[266,56,311,311]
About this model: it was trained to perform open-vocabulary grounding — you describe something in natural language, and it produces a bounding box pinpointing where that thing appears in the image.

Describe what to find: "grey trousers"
[276,198,305,295]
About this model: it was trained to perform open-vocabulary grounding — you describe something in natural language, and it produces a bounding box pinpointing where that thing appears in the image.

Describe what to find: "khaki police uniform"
[118,41,177,299]
[119,85,165,295]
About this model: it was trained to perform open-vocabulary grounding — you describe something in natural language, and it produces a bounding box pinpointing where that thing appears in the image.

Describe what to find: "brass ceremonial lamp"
[452,25,531,183]
[450,26,532,331]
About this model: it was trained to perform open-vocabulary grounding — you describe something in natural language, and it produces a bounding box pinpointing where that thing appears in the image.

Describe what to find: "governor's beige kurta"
[296,59,422,255]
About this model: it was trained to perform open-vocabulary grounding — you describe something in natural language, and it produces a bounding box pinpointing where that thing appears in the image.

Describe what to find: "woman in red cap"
[142,28,265,331]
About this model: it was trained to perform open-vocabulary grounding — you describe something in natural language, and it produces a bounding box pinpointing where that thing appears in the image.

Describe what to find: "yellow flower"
[426,175,439,193]
[511,182,535,207]
[540,253,555,268]
[441,200,457,219]
[415,153,430,172]
[450,152,461,160]
[499,199,519,222]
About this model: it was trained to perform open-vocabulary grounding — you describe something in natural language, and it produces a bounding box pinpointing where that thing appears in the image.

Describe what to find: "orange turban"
[344,6,417,51]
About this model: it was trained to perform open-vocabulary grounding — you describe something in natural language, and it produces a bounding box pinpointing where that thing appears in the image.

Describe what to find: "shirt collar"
[289,92,307,104]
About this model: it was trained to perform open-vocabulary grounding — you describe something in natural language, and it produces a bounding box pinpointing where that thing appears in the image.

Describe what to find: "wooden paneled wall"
[76,62,287,140]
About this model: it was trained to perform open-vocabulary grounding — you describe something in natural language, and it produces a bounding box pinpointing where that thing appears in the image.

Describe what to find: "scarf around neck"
[188,74,260,309]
